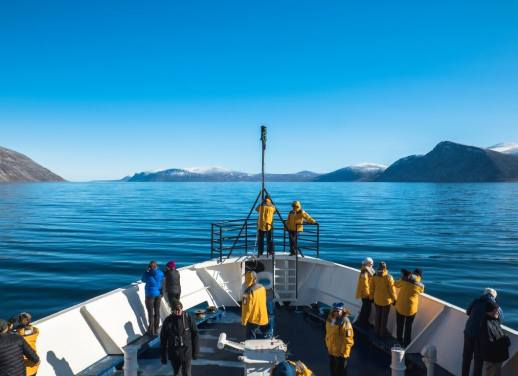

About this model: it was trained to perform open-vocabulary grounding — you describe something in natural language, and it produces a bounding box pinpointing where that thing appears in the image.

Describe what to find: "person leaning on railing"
[285,201,317,256]
[394,269,425,347]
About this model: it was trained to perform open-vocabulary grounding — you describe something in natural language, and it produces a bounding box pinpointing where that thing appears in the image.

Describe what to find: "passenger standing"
[16,312,40,376]
[370,261,396,337]
[394,270,425,347]
[241,271,269,339]
[142,260,164,335]
[285,201,317,256]
[160,301,199,376]
[355,257,375,328]
[256,197,277,256]
[164,260,182,309]
[462,288,500,376]
[480,301,510,376]
[325,303,354,376]
[0,319,40,376]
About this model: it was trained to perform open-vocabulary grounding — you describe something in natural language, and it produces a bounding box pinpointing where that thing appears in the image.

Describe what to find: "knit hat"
[166,261,176,269]
[484,288,497,298]
[332,302,345,311]
[271,361,296,376]
[362,257,373,266]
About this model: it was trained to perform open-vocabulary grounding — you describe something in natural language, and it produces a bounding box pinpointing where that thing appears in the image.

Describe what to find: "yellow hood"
[245,271,256,288]
[292,201,301,210]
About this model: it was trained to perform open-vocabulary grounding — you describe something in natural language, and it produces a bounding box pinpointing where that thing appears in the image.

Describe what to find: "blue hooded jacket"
[142,268,164,297]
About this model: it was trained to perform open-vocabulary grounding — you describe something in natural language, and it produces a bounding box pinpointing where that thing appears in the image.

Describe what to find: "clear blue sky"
[1,1,518,181]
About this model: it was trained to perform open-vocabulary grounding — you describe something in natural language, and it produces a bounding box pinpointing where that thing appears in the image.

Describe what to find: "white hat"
[484,288,497,298]
[362,257,373,266]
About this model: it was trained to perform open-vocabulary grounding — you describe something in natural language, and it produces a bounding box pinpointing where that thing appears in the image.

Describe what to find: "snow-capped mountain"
[489,142,518,155]
[315,163,387,182]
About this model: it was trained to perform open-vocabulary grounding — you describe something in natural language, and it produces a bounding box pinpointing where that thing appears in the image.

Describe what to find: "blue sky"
[1,1,518,181]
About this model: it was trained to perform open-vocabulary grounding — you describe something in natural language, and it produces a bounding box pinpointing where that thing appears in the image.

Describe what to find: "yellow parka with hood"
[286,201,316,232]
[395,278,425,317]
[17,325,40,376]
[325,315,354,359]
[355,266,374,299]
[256,199,276,231]
[270,360,313,376]
[241,272,268,326]
[370,269,397,306]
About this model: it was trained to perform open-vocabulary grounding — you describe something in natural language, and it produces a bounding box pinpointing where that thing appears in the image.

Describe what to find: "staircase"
[273,258,297,302]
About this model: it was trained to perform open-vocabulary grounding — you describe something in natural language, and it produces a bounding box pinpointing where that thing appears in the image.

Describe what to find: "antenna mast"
[261,125,267,202]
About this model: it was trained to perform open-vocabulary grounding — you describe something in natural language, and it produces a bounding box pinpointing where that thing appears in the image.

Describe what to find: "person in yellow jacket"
[285,201,317,256]
[370,261,396,338]
[395,269,425,347]
[16,312,40,376]
[325,303,354,376]
[270,360,313,376]
[256,197,277,256]
[241,271,269,339]
[355,257,375,328]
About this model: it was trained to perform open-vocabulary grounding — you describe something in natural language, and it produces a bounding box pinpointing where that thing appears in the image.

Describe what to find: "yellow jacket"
[370,270,396,306]
[286,210,316,232]
[325,316,354,358]
[395,279,425,317]
[242,283,269,326]
[355,267,374,299]
[17,326,40,376]
[256,203,276,231]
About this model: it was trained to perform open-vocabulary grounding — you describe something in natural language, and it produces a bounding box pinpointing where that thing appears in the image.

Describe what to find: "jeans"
[246,323,268,339]
[462,335,483,376]
[396,312,415,347]
[171,357,192,376]
[145,296,161,335]
[358,298,372,327]
[257,229,274,255]
[288,231,298,255]
[167,292,181,309]
[329,355,348,376]
[374,304,391,337]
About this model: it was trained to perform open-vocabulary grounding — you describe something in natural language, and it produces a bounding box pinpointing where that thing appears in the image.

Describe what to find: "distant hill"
[315,164,386,182]
[125,168,320,182]
[0,146,64,182]
[378,141,518,182]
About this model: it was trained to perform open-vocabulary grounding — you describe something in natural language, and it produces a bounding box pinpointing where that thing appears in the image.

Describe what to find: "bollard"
[123,345,139,376]
[391,345,406,376]
[421,345,437,376]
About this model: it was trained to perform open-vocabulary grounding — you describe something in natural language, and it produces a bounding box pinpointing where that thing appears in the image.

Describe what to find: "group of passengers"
[256,197,317,256]
[0,312,40,376]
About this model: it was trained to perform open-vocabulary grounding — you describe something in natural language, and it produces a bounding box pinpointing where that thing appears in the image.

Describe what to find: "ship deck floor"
[135,306,396,376]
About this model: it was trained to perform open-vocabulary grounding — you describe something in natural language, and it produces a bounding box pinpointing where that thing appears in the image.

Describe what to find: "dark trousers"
[171,357,192,376]
[329,355,348,376]
[145,296,161,334]
[257,229,274,255]
[167,292,181,309]
[246,323,268,339]
[288,231,298,255]
[374,304,391,337]
[358,298,372,327]
[396,312,415,347]
[462,335,483,376]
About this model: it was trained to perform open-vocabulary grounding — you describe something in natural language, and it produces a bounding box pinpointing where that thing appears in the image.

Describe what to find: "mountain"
[0,146,64,182]
[489,142,518,155]
[125,168,320,182]
[315,164,386,182]
[378,141,518,182]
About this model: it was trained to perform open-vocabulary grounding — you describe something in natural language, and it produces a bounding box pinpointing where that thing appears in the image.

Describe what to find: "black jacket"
[160,313,199,362]
[0,332,39,376]
[164,269,181,295]
[464,294,494,337]
[480,316,510,363]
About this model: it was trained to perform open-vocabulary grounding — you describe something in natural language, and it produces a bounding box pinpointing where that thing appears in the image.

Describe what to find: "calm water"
[0,182,517,328]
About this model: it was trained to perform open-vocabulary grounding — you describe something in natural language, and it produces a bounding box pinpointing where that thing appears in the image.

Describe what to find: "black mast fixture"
[261,125,267,203]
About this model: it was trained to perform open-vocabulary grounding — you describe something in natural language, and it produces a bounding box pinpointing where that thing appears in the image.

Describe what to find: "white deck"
[33,255,518,376]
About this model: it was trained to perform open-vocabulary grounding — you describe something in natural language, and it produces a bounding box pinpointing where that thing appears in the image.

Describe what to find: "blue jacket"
[464,294,502,337]
[142,268,164,297]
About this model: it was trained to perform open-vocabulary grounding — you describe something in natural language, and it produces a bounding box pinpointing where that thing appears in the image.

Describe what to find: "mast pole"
[261,125,267,201]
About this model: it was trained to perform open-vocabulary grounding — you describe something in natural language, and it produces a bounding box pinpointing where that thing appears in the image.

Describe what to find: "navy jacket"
[142,268,164,297]
[0,332,39,376]
[464,294,498,337]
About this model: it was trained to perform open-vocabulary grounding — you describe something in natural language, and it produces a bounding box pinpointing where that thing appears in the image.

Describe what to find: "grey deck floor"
[136,306,396,376]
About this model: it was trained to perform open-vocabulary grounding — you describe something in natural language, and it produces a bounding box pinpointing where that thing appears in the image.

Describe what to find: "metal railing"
[211,218,320,262]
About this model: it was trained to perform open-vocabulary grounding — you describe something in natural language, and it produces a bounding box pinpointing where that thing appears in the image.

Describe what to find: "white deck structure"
[33,255,518,376]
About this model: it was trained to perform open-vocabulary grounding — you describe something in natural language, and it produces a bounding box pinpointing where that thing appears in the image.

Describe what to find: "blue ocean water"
[0,182,517,328]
